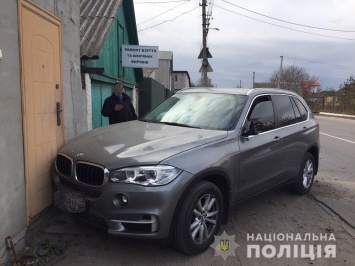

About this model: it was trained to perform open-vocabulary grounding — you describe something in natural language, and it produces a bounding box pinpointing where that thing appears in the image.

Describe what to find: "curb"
[318,112,355,119]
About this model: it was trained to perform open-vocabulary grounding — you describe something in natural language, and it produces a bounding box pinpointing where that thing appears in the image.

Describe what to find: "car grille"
[56,154,73,177]
[75,162,106,186]
[59,176,102,198]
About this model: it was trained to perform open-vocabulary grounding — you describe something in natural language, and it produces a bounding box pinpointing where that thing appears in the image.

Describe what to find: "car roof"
[177,87,300,97]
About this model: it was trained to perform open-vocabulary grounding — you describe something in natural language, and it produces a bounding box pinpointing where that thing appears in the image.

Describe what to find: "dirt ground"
[13,180,355,266]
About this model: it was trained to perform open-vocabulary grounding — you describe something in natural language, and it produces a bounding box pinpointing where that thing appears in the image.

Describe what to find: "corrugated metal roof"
[80,0,122,59]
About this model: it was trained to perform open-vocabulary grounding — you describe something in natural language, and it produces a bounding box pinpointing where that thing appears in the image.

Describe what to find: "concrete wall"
[0,0,85,264]
[0,1,27,263]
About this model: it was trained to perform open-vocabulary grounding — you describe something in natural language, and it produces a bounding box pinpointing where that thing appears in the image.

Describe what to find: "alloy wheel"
[190,194,219,244]
[302,159,314,188]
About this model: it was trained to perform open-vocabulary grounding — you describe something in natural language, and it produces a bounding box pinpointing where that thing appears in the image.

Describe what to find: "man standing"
[101,81,137,125]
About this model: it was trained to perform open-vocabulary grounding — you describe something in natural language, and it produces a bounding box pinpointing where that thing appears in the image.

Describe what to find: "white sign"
[122,45,159,68]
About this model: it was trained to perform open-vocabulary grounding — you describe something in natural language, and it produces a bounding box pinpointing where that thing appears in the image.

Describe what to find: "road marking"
[320,132,355,144]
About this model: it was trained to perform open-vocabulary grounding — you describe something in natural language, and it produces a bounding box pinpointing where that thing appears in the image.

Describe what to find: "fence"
[306,94,355,115]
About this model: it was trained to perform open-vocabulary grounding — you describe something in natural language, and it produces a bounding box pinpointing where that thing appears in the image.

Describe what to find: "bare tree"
[337,75,355,114]
[269,64,318,97]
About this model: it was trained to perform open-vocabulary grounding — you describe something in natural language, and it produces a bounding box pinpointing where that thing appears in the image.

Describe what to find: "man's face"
[113,84,123,96]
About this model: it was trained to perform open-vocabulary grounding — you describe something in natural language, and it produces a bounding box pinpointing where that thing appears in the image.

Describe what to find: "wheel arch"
[169,168,231,239]
[307,145,319,175]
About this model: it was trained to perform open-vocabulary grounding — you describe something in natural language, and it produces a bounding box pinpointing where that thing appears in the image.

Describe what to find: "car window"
[143,93,247,130]
[291,97,308,121]
[273,95,297,127]
[246,95,275,133]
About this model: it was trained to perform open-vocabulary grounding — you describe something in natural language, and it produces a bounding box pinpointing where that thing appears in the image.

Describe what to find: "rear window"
[291,97,308,121]
[273,95,298,127]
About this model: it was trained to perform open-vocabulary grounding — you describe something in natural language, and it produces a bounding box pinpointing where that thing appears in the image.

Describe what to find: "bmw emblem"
[75,152,84,158]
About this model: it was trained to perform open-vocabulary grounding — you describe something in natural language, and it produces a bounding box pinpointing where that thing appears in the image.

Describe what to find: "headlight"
[110,165,182,186]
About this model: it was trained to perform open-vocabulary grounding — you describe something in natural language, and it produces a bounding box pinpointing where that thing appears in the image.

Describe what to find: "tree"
[269,64,318,97]
[339,75,355,93]
[337,75,355,114]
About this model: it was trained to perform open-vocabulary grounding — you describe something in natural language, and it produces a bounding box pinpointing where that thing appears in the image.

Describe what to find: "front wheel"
[172,181,223,255]
[289,152,315,195]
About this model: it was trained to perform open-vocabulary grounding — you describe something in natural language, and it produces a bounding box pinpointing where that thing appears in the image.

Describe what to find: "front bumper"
[52,168,193,239]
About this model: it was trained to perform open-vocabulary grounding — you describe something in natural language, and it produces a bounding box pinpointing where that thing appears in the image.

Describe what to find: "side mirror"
[243,120,263,136]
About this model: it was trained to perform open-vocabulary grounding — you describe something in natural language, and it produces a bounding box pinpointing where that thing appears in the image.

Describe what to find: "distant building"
[144,51,173,91]
[172,71,191,93]
[302,81,321,97]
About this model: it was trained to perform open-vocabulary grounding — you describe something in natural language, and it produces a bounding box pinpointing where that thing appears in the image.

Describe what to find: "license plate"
[54,190,86,213]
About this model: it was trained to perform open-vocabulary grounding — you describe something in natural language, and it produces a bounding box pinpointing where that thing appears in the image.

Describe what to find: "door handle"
[56,102,62,126]
[273,136,281,142]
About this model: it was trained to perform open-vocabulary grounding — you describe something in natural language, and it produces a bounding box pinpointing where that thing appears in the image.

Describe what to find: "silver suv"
[53,88,319,254]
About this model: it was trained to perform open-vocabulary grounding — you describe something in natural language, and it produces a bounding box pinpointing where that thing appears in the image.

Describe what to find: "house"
[80,0,143,129]
[0,0,85,263]
[0,0,142,263]
[302,80,321,97]
[172,71,191,93]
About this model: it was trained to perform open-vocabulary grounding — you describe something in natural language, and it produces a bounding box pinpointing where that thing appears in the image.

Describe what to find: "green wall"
[82,3,138,128]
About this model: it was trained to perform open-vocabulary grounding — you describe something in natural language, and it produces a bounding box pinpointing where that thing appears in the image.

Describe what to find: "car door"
[238,95,284,200]
[272,94,311,181]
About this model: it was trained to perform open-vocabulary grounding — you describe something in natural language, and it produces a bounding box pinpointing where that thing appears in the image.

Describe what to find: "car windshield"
[143,92,247,130]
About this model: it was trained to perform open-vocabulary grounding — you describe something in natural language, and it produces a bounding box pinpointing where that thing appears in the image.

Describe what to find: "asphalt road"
[316,115,355,182]
[21,115,355,266]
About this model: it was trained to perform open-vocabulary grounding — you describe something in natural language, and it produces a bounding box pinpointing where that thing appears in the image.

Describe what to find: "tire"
[172,181,223,255]
[289,152,315,195]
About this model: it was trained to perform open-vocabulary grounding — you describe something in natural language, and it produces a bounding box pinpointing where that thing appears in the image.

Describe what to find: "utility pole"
[198,0,213,86]
[278,56,283,88]
[253,71,255,88]
[202,0,207,86]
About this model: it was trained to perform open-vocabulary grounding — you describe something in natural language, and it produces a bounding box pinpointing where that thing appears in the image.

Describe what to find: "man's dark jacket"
[101,93,137,125]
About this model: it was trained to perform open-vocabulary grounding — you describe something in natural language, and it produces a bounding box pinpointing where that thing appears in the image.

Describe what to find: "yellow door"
[18,0,64,223]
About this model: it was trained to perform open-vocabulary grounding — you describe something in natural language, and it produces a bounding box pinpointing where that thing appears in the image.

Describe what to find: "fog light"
[113,194,129,207]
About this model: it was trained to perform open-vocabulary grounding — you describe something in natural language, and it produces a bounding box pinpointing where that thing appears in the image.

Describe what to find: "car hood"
[60,120,228,170]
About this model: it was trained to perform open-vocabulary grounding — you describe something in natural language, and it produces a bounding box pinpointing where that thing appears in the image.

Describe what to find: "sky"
[133,0,355,90]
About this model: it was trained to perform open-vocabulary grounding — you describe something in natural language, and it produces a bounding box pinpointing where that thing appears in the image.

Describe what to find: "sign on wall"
[122,45,159,68]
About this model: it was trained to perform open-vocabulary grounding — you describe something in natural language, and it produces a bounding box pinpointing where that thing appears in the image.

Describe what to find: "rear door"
[272,94,311,180]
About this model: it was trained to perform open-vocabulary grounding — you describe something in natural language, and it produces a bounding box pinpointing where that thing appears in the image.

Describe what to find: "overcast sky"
[133,0,355,90]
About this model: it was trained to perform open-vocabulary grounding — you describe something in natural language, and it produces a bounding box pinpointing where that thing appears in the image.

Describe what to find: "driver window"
[246,95,275,133]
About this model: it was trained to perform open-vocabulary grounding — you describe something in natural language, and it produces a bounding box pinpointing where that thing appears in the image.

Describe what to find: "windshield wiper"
[158,121,201,129]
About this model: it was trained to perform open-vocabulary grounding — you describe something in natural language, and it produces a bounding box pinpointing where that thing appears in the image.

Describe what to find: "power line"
[283,56,355,68]
[135,0,189,4]
[213,4,355,41]
[222,0,355,33]
[138,6,199,32]
[137,1,190,25]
